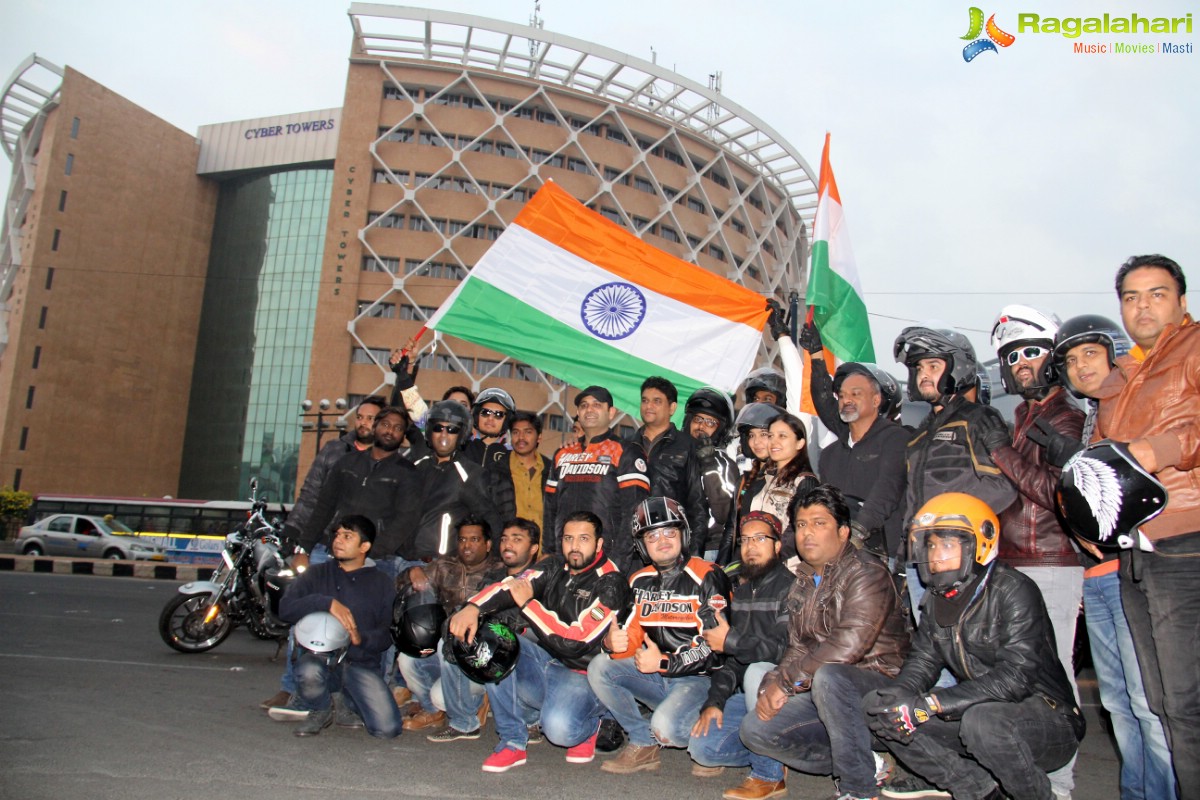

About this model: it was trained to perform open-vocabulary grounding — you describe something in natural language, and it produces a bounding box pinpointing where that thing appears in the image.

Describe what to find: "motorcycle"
[158,479,297,653]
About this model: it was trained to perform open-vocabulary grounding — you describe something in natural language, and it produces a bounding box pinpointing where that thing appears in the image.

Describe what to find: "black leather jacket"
[407,453,502,559]
[469,551,628,670]
[633,424,708,540]
[704,560,793,710]
[893,562,1085,740]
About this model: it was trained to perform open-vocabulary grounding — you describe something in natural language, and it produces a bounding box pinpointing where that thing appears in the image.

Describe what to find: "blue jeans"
[1121,531,1200,799]
[740,663,888,797]
[294,652,402,738]
[280,544,331,694]
[1084,569,1175,800]
[878,696,1077,800]
[540,662,609,747]
[587,651,710,748]
[1016,565,1083,797]
[486,636,553,750]
[431,649,486,733]
[688,662,785,782]
[397,651,442,712]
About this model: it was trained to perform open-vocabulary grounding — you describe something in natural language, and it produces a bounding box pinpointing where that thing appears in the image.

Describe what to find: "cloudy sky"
[3,1,1197,369]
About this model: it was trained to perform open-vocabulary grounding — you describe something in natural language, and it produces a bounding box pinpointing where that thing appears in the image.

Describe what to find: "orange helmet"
[909,493,999,594]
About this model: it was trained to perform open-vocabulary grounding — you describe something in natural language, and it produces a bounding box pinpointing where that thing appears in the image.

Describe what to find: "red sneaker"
[566,730,599,764]
[482,746,527,773]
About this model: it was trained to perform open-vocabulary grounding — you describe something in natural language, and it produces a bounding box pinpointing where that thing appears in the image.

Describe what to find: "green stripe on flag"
[805,241,875,362]
[434,277,711,422]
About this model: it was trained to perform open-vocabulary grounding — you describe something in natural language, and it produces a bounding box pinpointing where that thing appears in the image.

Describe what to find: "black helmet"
[832,363,902,420]
[1052,315,1132,398]
[990,305,1061,397]
[632,496,690,563]
[893,326,979,403]
[472,387,516,434]
[391,587,447,658]
[1057,441,1167,551]
[262,565,296,621]
[735,402,781,459]
[683,387,735,445]
[293,611,351,665]
[742,368,786,405]
[450,615,521,684]
[425,400,472,446]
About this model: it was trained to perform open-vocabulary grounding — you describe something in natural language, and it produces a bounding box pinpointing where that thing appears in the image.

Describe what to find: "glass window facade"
[179,168,332,501]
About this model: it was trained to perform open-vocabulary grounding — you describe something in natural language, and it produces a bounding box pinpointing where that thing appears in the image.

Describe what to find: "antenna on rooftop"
[707,71,722,122]
[528,1,544,61]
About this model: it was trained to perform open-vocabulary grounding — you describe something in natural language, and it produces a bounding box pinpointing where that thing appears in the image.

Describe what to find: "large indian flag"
[427,181,769,417]
[805,134,874,363]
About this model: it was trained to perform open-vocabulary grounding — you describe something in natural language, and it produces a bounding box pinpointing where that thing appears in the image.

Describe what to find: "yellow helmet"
[909,493,999,594]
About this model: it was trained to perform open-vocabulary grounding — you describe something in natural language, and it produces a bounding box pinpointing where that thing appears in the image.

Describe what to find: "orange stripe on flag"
[799,346,837,416]
[514,182,768,327]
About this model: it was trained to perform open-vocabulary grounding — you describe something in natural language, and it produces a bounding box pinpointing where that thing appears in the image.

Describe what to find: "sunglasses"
[1004,345,1048,366]
[478,408,507,419]
[430,424,462,435]
[643,527,681,543]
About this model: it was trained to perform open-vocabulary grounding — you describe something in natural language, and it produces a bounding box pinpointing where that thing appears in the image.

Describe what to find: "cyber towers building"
[0,5,817,503]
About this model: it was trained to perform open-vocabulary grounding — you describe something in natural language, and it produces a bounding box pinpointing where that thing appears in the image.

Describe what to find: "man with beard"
[263,395,387,711]
[893,326,1016,619]
[544,386,649,572]
[450,511,628,771]
[589,497,732,775]
[688,512,793,799]
[293,406,421,577]
[984,305,1085,800]
[396,518,500,732]
[407,401,502,558]
[682,388,740,563]
[421,518,543,744]
[801,324,909,567]
[740,485,910,800]
[485,411,552,532]
[278,515,402,738]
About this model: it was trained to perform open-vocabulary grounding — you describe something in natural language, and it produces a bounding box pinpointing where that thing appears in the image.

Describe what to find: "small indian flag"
[427,181,769,417]
[805,134,874,364]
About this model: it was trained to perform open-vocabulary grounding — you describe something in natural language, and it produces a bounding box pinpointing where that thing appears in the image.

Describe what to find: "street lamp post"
[300,398,348,457]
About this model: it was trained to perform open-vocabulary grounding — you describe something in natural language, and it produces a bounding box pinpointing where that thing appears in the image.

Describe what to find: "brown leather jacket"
[1096,315,1200,542]
[763,541,910,694]
[992,387,1085,567]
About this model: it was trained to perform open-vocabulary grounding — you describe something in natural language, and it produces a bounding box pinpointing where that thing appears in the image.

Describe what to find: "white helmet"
[293,611,351,664]
[990,304,1061,396]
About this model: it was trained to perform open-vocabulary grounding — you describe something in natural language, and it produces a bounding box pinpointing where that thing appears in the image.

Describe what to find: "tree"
[0,487,33,540]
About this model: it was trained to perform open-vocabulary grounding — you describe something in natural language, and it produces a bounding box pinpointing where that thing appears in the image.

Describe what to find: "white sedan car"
[17,514,166,560]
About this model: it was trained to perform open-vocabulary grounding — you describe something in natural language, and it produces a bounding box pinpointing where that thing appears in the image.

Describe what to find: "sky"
[3,0,1197,374]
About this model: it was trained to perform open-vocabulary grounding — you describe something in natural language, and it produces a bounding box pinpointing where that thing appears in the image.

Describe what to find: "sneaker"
[880,771,950,799]
[260,689,291,710]
[834,792,879,800]
[565,729,598,764]
[267,703,310,722]
[527,724,544,745]
[723,776,787,800]
[482,746,527,773]
[873,752,895,786]
[293,708,333,737]
[427,726,481,743]
[595,718,625,753]
[600,743,660,774]
[692,763,726,777]
[402,709,446,731]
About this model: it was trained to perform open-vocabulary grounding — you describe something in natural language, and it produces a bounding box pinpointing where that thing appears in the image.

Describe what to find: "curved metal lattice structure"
[0,54,64,360]
[343,6,815,430]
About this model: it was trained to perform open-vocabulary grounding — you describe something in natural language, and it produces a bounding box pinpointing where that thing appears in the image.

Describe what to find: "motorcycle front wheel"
[158,592,233,653]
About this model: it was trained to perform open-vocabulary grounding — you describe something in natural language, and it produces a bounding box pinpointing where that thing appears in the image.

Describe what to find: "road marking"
[0,653,249,672]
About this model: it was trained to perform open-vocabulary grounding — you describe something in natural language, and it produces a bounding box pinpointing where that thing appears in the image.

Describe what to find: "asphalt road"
[0,572,1121,799]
